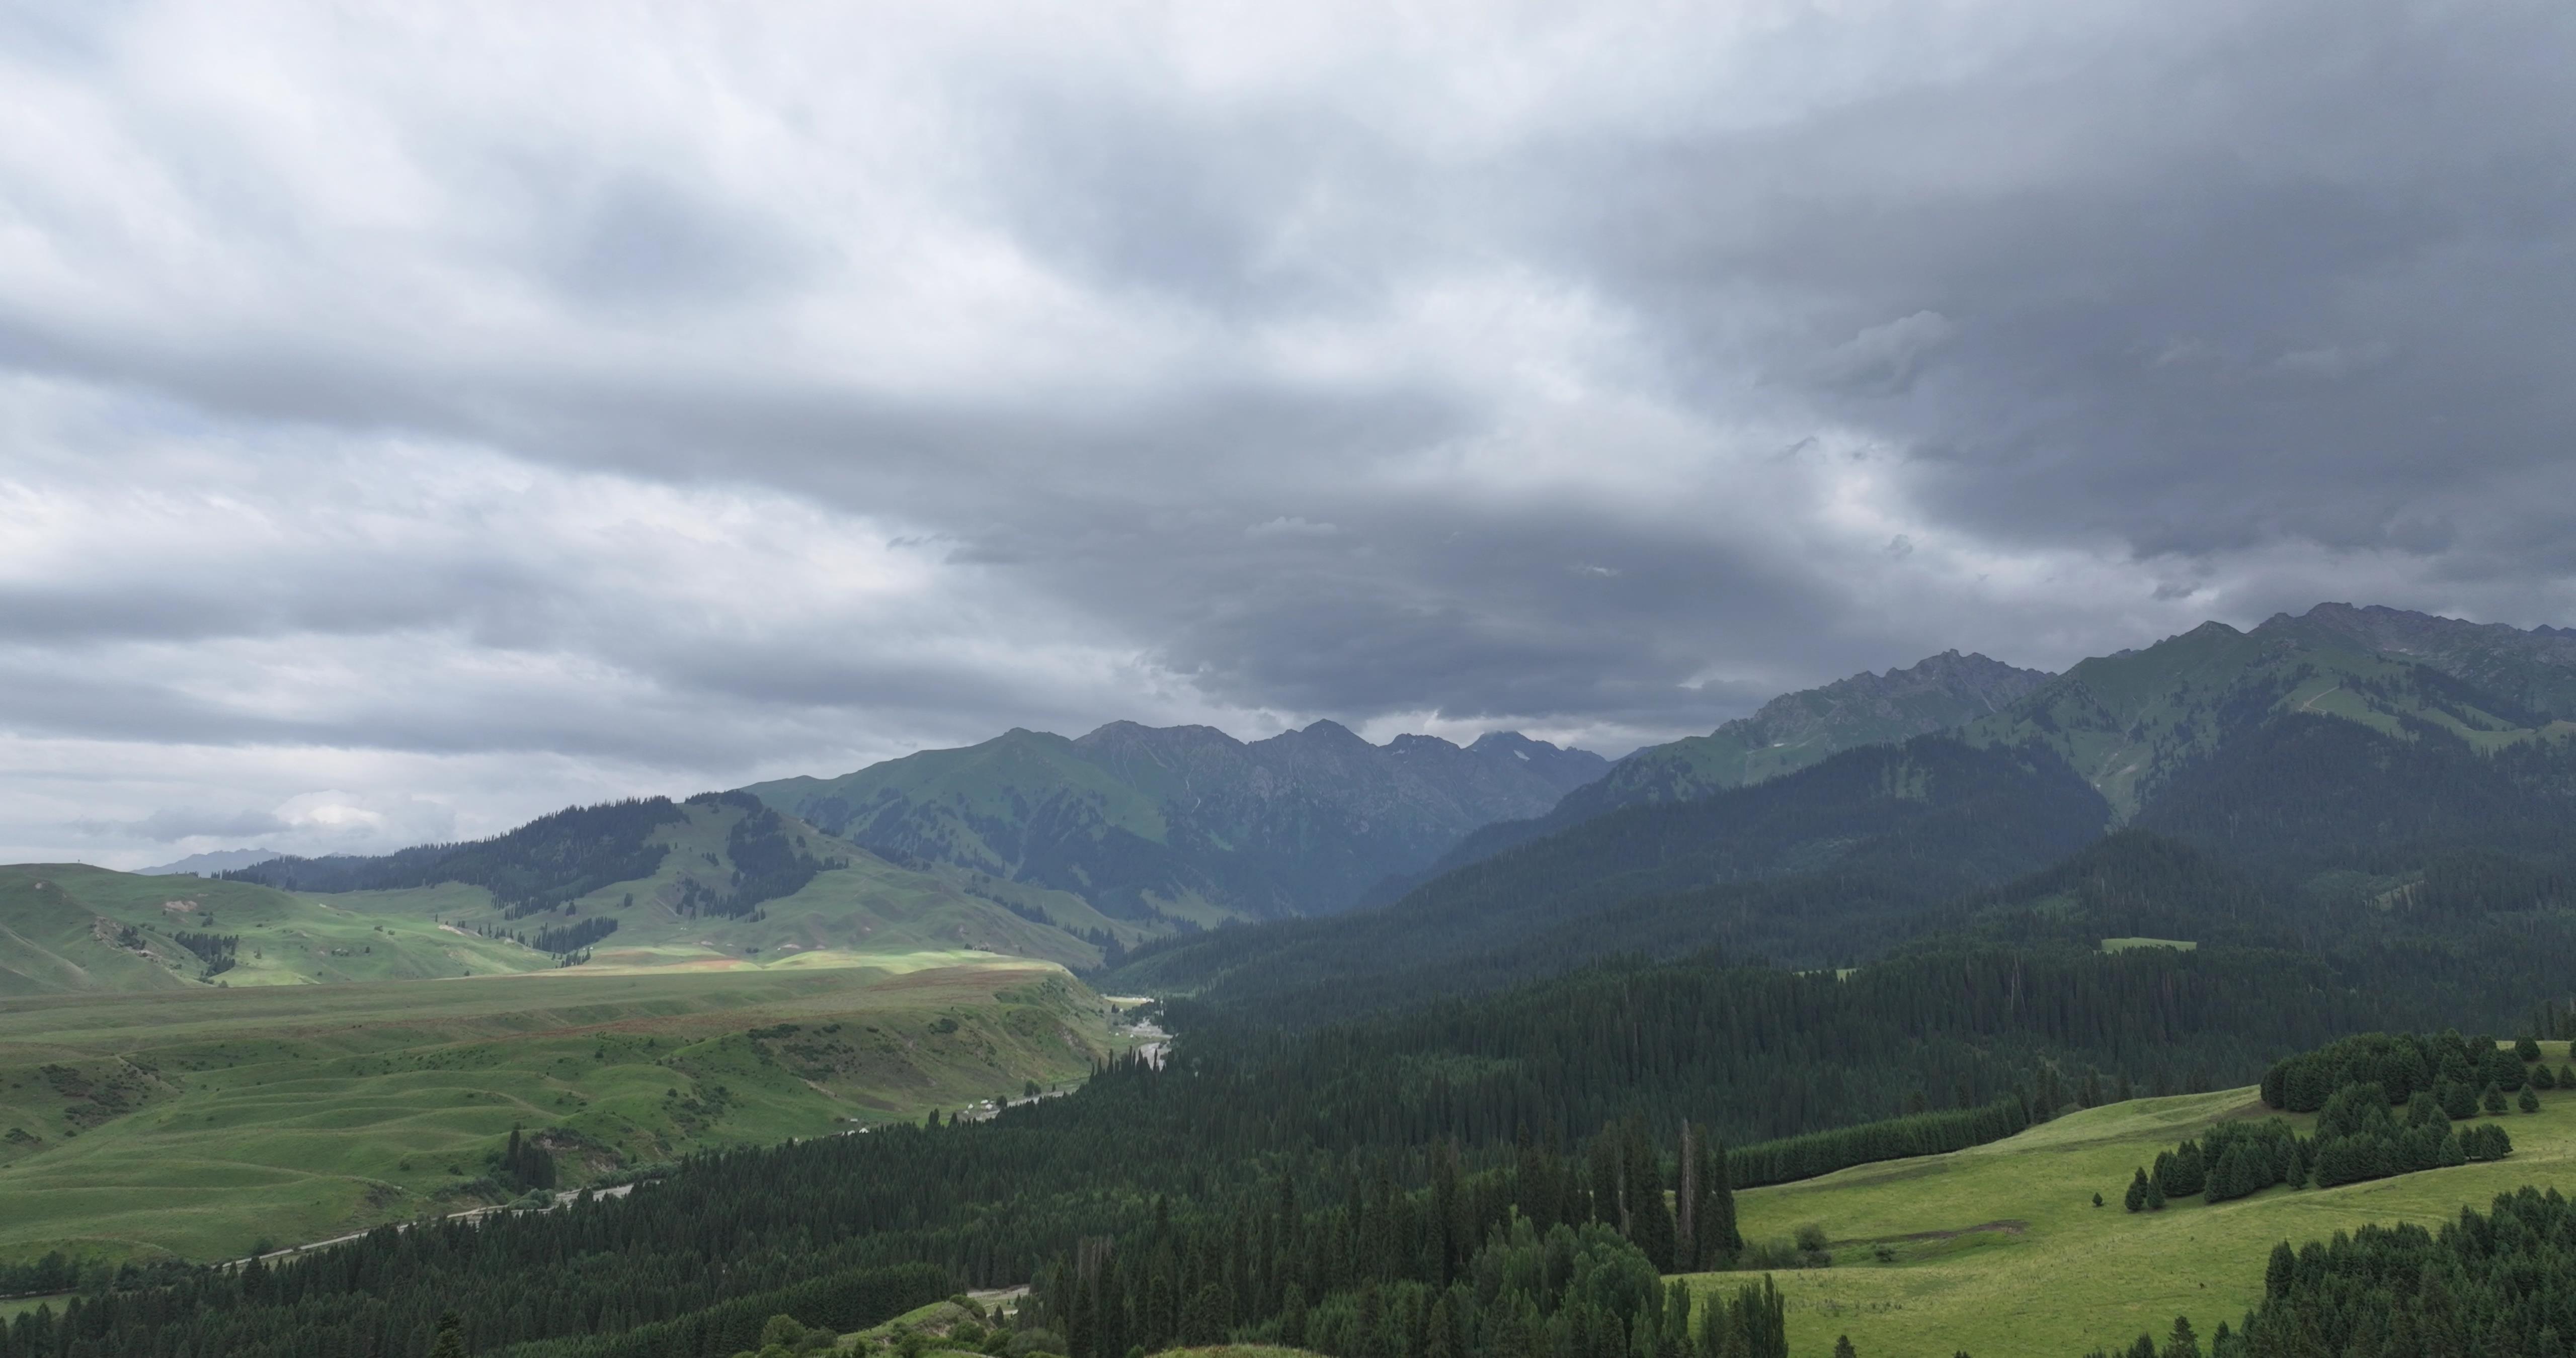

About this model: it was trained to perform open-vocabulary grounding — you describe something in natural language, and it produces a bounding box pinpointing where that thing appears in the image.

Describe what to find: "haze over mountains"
[35,601,2576,1009]
[744,720,1604,924]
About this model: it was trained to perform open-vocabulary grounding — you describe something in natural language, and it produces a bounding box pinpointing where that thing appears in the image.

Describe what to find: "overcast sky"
[7,0,2574,867]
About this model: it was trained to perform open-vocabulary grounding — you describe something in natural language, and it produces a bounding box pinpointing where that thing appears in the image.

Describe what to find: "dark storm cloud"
[1556,0,2576,569]
[7,0,2576,864]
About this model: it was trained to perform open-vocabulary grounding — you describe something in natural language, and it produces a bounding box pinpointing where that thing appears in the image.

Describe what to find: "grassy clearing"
[0,960,1122,1266]
[1693,1041,2576,1356]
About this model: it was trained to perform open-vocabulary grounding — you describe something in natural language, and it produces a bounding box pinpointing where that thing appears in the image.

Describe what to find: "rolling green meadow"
[1711,1043,2576,1356]
[0,955,1124,1266]
[0,866,548,994]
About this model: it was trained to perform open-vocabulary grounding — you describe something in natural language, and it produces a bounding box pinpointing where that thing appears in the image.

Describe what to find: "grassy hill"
[0,957,1121,1265]
[201,794,1133,980]
[1711,1054,2576,1356]
[0,865,548,994]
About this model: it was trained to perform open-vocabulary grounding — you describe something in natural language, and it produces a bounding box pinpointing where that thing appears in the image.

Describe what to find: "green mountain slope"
[1108,736,2112,1017]
[0,865,546,995]
[1389,650,2052,894]
[1581,649,2052,809]
[224,793,1125,973]
[2270,601,2576,718]
[744,720,1605,923]
[1113,606,2576,1026]
[1963,607,2575,819]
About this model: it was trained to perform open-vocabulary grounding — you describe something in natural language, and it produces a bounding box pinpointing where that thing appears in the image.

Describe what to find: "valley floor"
[1704,1048,2576,1356]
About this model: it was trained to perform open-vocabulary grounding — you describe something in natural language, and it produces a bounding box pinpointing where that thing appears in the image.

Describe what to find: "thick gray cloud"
[3,0,2573,866]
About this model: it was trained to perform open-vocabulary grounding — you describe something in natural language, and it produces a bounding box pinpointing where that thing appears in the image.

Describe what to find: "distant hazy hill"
[1389,650,2050,892]
[135,848,280,877]
[743,720,1605,923]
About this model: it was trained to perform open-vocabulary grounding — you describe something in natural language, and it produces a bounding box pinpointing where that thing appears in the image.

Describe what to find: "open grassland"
[1697,1041,2576,1357]
[0,867,546,995]
[0,957,1121,1266]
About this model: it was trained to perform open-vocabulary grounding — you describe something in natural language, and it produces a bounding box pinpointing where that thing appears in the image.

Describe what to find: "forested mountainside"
[742,720,1603,925]
[1108,737,2111,1016]
[1118,609,2576,1023]
[1388,651,2051,894]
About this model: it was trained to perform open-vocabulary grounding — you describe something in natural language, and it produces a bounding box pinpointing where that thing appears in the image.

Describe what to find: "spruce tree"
[2485,1084,2509,1116]
[2265,1242,2296,1298]
[2521,1087,2542,1114]
[1833,1336,1857,1358]
[428,1314,465,1358]
[2126,1169,2149,1213]
[2145,1179,2167,1211]
[1689,1134,1742,1269]
[1624,1121,1677,1271]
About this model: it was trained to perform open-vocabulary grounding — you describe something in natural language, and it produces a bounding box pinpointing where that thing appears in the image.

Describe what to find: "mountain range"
[1111,603,2576,1015]
[27,600,2576,1009]
[743,720,1605,923]
[1376,648,2053,896]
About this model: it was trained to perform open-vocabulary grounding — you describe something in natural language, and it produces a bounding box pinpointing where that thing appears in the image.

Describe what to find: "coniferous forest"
[10,925,2576,1358]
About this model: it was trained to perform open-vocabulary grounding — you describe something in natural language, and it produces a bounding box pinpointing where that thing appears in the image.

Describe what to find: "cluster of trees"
[2308,1082,2514,1188]
[2112,1028,2560,1214]
[467,918,619,957]
[710,793,846,910]
[495,1127,557,1194]
[2125,1087,2515,1214]
[2260,1030,2549,1112]
[171,930,237,963]
[1032,1152,1769,1358]
[172,929,238,978]
[1727,1101,2027,1190]
[2154,1187,2576,1355]
[509,1266,948,1358]
[532,918,618,955]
